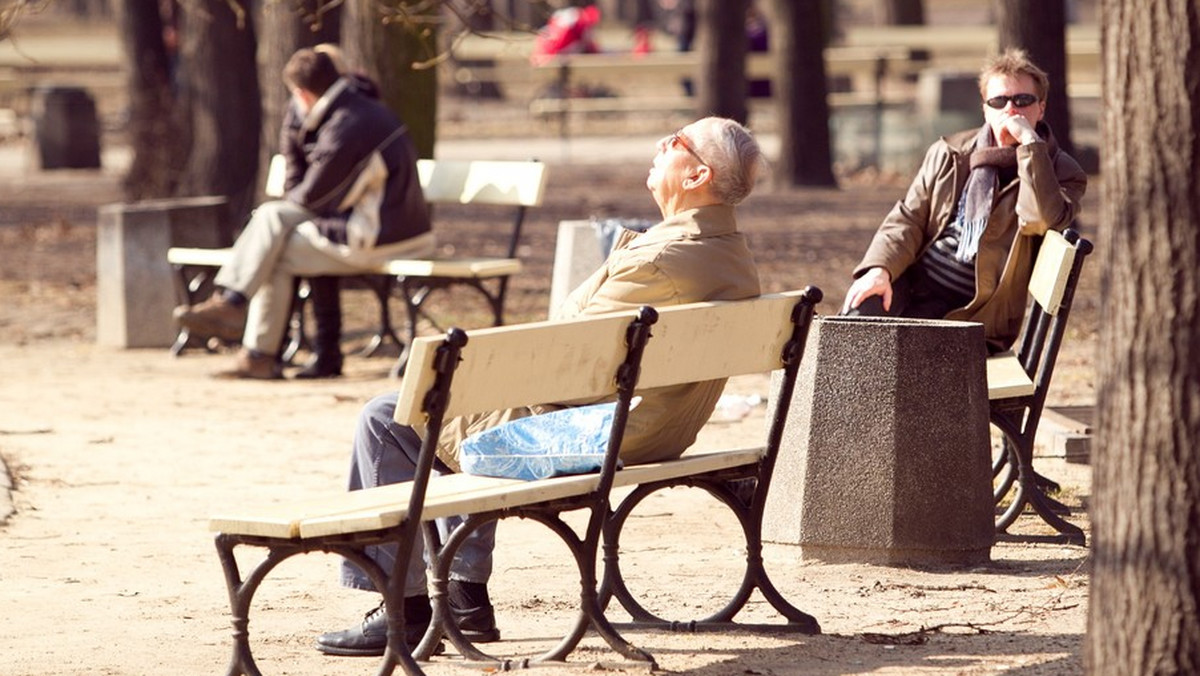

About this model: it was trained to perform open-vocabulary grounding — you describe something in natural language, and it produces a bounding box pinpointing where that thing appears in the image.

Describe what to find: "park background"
[2,0,1192,674]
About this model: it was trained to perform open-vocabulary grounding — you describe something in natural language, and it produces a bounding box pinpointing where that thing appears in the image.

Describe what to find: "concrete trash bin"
[96,196,230,348]
[763,315,995,566]
[31,85,101,169]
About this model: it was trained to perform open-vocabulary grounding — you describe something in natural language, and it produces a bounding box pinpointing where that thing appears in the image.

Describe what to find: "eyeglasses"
[984,93,1040,109]
[669,131,708,166]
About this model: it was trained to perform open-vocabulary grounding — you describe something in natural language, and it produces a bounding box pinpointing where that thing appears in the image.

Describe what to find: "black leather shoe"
[448,580,501,643]
[315,598,433,657]
[293,354,343,379]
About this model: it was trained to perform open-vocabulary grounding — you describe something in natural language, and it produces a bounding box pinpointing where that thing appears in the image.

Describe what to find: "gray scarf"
[952,125,1017,263]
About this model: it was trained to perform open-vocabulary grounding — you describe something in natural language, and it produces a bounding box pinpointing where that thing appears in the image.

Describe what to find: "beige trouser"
[213,200,435,355]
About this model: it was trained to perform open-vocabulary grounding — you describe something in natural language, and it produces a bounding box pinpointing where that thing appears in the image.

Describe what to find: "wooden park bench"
[208,286,823,675]
[526,46,916,139]
[167,158,548,376]
[985,228,1094,545]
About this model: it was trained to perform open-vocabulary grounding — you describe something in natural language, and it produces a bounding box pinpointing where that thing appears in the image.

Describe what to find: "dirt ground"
[0,116,1099,675]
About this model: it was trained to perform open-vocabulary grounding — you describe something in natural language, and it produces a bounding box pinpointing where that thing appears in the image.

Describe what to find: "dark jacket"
[281,77,430,248]
[854,126,1087,352]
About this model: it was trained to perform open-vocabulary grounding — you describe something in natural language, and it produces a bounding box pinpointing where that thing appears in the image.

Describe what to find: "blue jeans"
[340,392,496,597]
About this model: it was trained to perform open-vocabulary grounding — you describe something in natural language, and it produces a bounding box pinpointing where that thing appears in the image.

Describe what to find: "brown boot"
[215,348,282,380]
[174,294,246,343]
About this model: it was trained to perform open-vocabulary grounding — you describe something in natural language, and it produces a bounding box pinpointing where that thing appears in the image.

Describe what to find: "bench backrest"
[264,156,548,209]
[394,289,819,426]
[417,159,547,208]
[1006,228,1093,401]
[1027,228,1077,316]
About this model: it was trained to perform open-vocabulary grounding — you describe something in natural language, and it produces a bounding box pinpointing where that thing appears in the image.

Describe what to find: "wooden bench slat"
[395,291,810,426]
[168,247,523,281]
[987,352,1035,400]
[214,448,767,541]
[380,257,521,278]
[1028,230,1076,316]
[168,247,234,267]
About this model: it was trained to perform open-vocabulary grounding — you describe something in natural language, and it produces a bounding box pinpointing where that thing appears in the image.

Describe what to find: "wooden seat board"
[296,448,765,539]
[212,447,765,540]
[987,352,1036,400]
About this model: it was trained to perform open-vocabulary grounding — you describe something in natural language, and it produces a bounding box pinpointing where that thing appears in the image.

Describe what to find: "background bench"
[167,158,548,377]
[209,287,823,674]
[986,228,1094,545]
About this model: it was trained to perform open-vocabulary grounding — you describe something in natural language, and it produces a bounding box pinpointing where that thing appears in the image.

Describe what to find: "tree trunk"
[173,0,261,226]
[879,0,924,25]
[773,0,836,186]
[257,2,340,199]
[996,0,1074,157]
[695,0,748,124]
[341,1,438,159]
[1089,0,1200,673]
[116,0,181,200]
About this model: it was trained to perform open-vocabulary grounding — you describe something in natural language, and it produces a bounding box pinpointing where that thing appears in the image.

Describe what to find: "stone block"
[96,196,230,348]
[764,315,995,566]
[1058,433,1092,464]
[30,85,101,170]
[549,219,606,315]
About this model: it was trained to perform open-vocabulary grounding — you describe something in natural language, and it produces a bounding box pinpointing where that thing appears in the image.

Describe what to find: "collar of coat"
[302,77,351,132]
[622,204,739,250]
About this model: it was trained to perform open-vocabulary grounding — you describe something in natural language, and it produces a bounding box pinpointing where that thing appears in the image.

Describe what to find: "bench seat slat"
[379,257,521,278]
[168,247,234,267]
[987,351,1035,400]
[211,448,765,540]
[168,247,521,281]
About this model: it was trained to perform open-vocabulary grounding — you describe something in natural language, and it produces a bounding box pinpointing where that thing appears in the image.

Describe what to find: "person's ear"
[683,164,712,190]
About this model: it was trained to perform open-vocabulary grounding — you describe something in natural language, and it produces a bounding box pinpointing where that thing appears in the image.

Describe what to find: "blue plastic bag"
[459,403,619,481]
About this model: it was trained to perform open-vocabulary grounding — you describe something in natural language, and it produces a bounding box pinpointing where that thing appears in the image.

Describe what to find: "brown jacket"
[435,204,761,471]
[854,128,1087,352]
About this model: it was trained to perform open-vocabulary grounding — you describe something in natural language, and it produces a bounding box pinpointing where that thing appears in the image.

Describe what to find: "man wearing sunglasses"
[315,117,764,658]
[841,49,1087,353]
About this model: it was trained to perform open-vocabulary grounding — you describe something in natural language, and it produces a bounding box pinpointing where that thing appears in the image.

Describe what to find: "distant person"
[841,49,1087,353]
[530,5,602,66]
[315,116,765,657]
[174,47,433,379]
[275,44,383,379]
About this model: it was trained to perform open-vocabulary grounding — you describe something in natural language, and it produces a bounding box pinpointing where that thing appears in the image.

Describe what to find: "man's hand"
[841,267,893,313]
[1001,114,1042,145]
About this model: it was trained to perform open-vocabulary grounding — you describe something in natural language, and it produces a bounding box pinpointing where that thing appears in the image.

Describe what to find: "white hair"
[688,117,763,205]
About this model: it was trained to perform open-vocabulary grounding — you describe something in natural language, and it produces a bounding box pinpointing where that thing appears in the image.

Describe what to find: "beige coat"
[435,204,761,471]
[854,128,1087,352]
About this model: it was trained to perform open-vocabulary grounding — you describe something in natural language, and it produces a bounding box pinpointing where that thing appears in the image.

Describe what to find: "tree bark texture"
[341,1,438,159]
[996,0,1075,157]
[256,1,340,200]
[695,0,748,124]
[772,0,835,187]
[117,0,181,200]
[1090,0,1200,674]
[173,0,261,226]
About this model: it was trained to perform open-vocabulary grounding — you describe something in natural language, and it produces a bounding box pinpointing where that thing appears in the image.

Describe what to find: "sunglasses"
[984,93,1040,109]
[670,131,708,166]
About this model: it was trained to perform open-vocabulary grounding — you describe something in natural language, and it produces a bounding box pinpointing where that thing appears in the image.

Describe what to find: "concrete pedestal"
[96,196,230,348]
[764,315,995,566]
[549,219,606,315]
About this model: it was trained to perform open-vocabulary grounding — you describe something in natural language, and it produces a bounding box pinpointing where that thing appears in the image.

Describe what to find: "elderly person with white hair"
[316,116,765,658]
